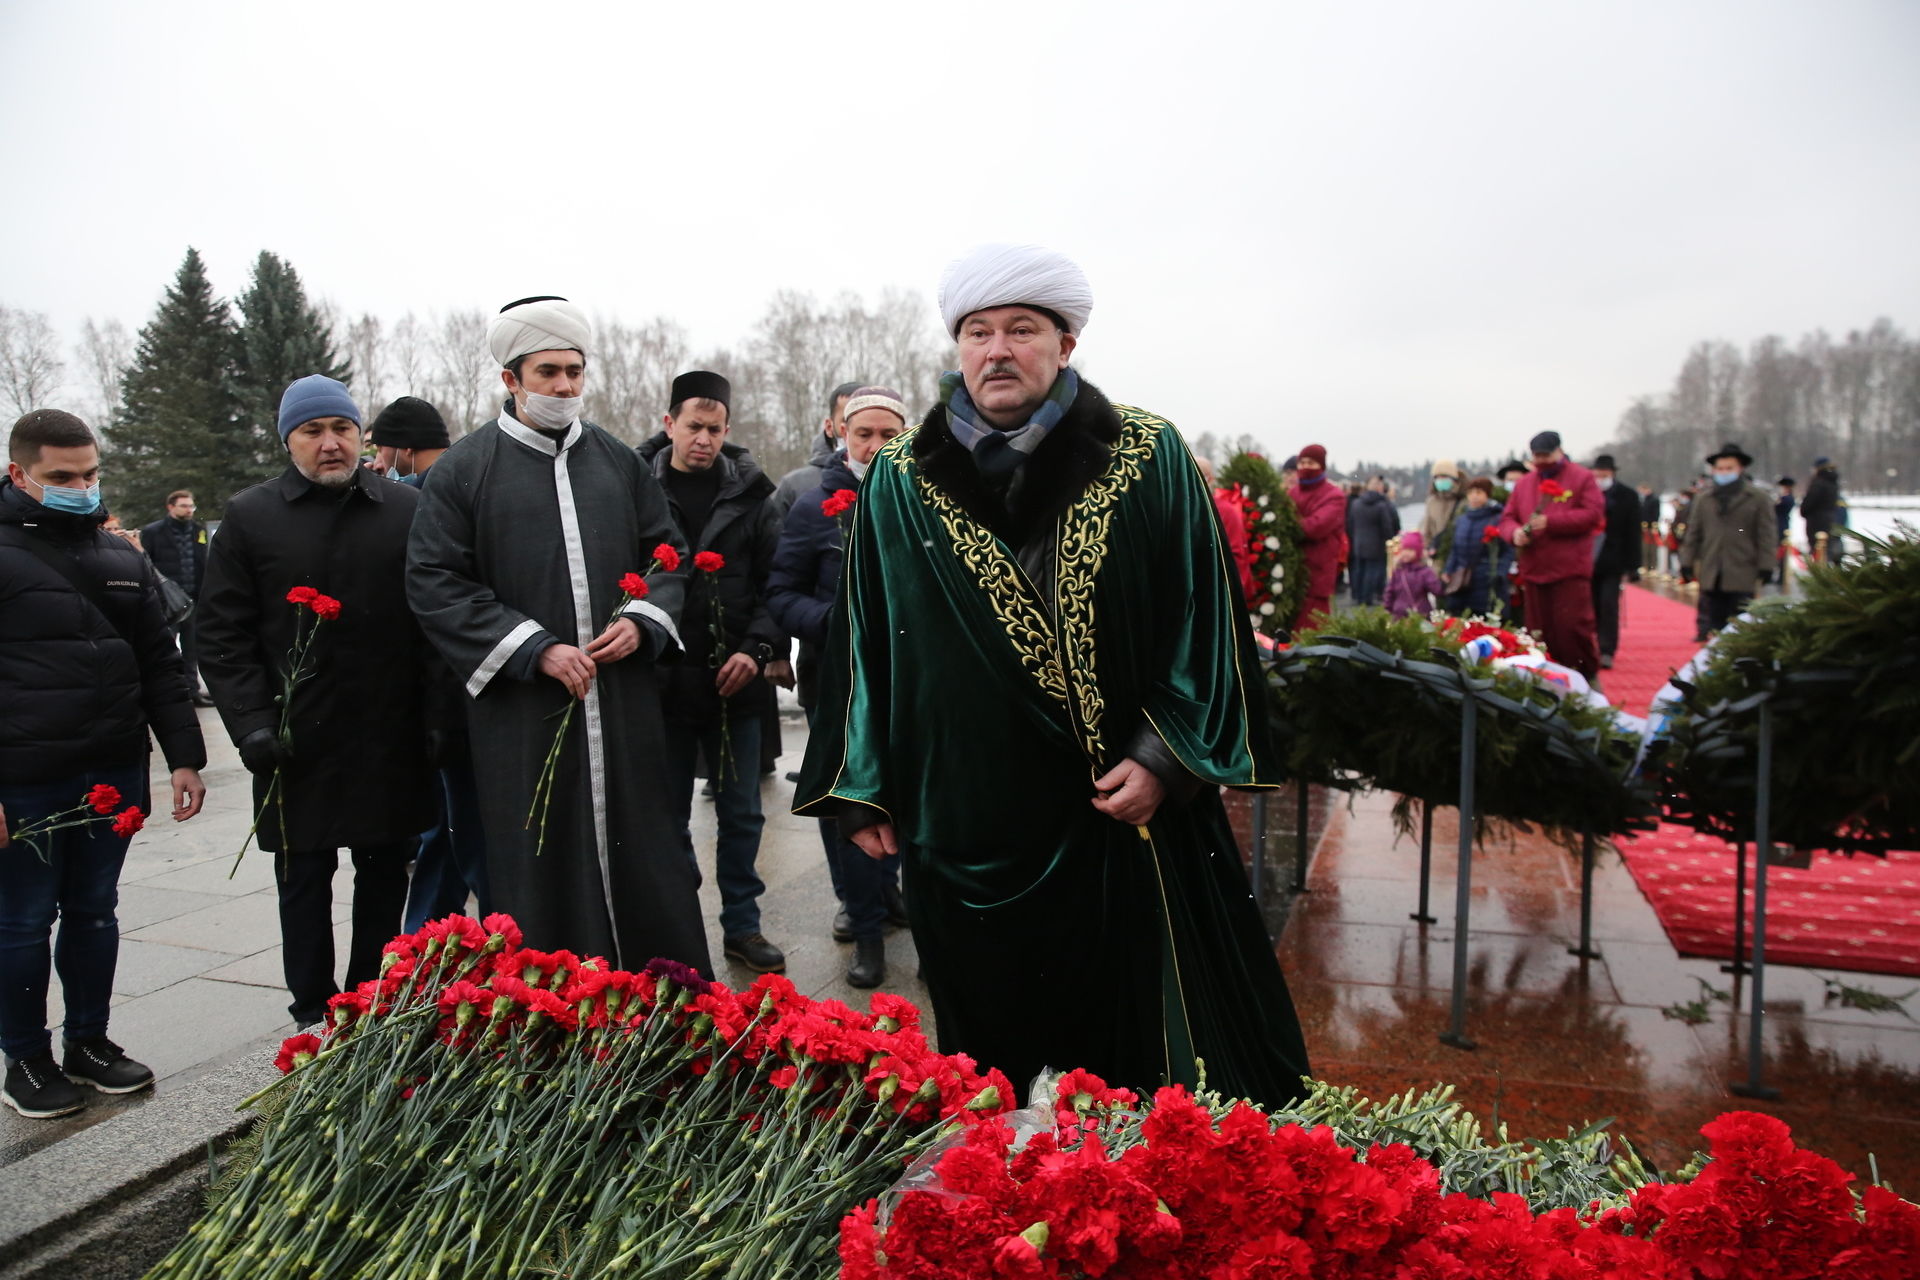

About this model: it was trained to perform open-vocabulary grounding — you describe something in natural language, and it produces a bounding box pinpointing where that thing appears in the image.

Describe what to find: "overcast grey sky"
[4,0,1916,464]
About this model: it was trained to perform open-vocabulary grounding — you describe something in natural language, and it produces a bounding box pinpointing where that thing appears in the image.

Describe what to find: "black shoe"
[1599,653,1615,669]
[3,1054,87,1118]
[883,883,910,930]
[831,907,853,943]
[784,770,801,783]
[191,691,216,708]
[723,933,787,973]
[63,1036,155,1095]
[847,938,886,989]
[701,779,719,799]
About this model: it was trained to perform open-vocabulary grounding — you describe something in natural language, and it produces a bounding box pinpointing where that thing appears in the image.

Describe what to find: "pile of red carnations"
[841,1077,1920,1279]
[1435,613,1538,661]
[150,913,1012,1279]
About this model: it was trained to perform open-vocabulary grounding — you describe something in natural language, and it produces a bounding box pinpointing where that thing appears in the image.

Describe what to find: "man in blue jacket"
[766,386,909,987]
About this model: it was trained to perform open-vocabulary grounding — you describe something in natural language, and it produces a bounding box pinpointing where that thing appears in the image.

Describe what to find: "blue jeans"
[1349,557,1387,607]
[0,761,147,1061]
[403,756,492,931]
[664,712,765,939]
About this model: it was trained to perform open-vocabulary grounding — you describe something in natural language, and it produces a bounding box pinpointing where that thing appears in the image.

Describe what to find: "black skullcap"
[671,370,731,412]
[369,396,450,450]
[1529,431,1562,454]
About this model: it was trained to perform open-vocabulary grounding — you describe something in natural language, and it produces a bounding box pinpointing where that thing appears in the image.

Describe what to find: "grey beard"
[298,462,357,489]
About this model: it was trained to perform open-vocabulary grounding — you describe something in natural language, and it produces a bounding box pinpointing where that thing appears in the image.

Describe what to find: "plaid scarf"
[938,368,1079,480]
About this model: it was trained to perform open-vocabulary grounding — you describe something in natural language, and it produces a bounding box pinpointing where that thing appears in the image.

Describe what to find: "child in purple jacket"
[1383,532,1444,618]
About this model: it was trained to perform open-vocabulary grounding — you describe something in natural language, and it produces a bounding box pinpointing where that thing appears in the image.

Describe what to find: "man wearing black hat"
[1494,432,1603,680]
[638,371,789,975]
[1774,476,1796,545]
[1801,456,1843,560]
[369,396,452,487]
[1681,444,1774,638]
[1588,455,1642,669]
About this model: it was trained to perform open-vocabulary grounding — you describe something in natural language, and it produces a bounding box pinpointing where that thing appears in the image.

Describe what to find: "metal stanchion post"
[1731,695,1781,1100]
[1720,841,1750,977]
[1250,791,1268,908]
[1290,781,1312,893]
[1411,801,1438,924]
[1568,829,1602,960]
[1440,681,1479,1051]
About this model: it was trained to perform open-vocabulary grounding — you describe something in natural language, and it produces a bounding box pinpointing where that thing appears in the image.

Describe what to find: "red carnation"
[1482,525,1501,543]
[822,488,856,518]
[694,550,725,573]
[651,542,682,572]
[87,784,122,814]
[310,594,342,620]
[619,572,649,600]
[1539,479,1565,498]
[274,1032,323,1074]
[111,806,145,838]
[285,586,318,605]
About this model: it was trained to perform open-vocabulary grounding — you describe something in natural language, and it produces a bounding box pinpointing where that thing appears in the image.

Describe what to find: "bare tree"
[74,316,133,435]
[592,316,690,443]
[391,312,430,396]
[343,312,390,413]
[425,309,495,438]
[0,305,66,419]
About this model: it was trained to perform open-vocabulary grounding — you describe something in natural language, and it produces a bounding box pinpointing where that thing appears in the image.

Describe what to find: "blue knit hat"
[277,375,362,442]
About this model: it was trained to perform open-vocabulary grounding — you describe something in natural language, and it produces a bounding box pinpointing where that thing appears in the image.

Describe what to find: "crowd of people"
[0,245,1317,1122]
[0,235,1842,1124]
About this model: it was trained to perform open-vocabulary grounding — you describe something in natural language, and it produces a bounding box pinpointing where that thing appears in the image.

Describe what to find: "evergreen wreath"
[1218,450,1308,634]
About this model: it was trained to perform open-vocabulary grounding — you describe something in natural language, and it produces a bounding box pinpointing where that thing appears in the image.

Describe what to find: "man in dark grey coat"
[1588,454,1643,668]
[198,376,432,1026]
[1680,442,1775,639]
[1344,475,1399,607]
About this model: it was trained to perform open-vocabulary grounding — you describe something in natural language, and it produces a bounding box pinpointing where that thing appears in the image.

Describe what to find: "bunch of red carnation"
[7,782,145,858]
[840,1080,1920,1279]
[159,914,1015,1278]
[1436,614,1536,660]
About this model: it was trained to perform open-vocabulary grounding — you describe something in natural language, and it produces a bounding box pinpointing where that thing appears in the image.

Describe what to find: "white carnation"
[1259,602,1276,616]
[1265,536,1280,550]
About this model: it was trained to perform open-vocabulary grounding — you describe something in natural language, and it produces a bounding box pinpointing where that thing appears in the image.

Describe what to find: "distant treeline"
[1602,320,1918,494]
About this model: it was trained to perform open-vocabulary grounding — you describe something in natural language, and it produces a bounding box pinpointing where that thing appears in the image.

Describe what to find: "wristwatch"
[748,641,775,669]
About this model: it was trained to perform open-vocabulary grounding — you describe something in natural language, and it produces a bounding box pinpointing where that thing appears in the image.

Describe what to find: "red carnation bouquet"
[823,487,857,524]
[842,1081,1920,1278]
[233,587,342,875]
[526,543,678,857]
[7,783,146,860]
[152,912,1013,1278]
[1436,613,1540,661]
[1539,477,1571,504]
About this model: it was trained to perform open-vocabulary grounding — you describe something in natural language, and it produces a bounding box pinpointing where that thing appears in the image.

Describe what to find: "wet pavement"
[1264,787,1920,1184]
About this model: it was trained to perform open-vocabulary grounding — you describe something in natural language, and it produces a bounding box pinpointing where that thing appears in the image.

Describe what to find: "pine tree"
[109,247,251,521]
[230,251,352,472]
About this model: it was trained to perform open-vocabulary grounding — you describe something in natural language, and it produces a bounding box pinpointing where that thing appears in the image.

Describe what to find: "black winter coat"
[635,435,784,725]
[767,452,859,709]
[0,479,205,785]
[1596,481,1643,576]
[1801,467,1841,537]
[1345,488,1400,561]
[196,466,432,851]
[141,515,209,598]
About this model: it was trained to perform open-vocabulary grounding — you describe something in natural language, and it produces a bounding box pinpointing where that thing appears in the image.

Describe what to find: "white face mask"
[519,391,581,432]
[846,456,869,480]
[1597,477,1613,490]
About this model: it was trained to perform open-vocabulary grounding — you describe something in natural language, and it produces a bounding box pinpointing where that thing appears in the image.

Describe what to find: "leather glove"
[237,728,290,776]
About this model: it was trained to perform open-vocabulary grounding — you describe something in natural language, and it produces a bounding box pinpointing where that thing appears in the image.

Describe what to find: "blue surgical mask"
[1712,471,1740,486]
[1434,477,1455,493]
[28,476,102,514]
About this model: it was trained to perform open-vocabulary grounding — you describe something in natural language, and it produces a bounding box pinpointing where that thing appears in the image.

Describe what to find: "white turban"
[487,297,592,368]
[937,243,1093,338]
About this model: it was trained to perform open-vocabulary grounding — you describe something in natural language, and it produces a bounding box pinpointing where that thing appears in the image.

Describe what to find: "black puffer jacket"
[0,479,205,783]
[635,435,785,724]
[141,514,209,598]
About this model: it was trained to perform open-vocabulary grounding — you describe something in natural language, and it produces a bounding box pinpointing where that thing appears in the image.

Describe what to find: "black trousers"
[1591,572,1623,657]
[276,842,411,1022]
[175,613,202,691]
[1703,588,1752,636]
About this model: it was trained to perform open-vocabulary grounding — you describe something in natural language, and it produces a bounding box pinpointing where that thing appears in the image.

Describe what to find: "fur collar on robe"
[912,375,1123,549]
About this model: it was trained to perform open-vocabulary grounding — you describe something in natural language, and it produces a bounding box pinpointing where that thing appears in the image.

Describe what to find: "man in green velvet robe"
[796,244,1310,1105]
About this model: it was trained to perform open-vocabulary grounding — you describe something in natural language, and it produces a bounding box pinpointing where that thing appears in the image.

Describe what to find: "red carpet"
[1607,586,1920,978]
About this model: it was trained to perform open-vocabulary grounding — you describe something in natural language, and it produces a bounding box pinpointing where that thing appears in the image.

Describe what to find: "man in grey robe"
[406,296,709,972]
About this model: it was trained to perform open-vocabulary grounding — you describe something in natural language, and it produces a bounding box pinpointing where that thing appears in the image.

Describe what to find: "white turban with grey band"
[487,296,593,368]
[937,243,1093,338]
